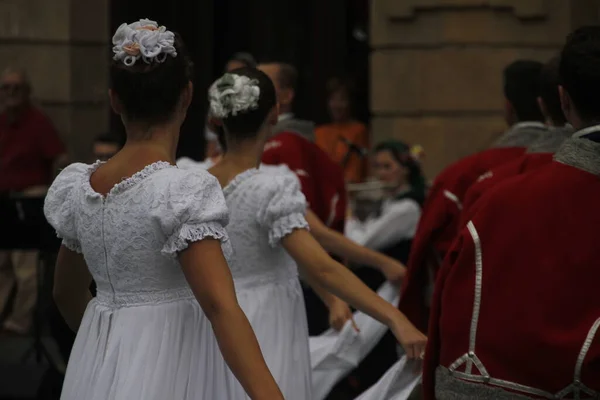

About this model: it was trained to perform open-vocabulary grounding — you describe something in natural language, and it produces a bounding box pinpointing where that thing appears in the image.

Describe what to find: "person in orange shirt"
[316,78,368,183]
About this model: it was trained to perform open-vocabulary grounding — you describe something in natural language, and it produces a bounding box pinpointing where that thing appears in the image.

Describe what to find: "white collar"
[573,125,600,139]
[512,121,547,131]
[278,113,294,122]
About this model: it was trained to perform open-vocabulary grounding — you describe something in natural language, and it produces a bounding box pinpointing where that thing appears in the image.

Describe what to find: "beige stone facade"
[0,0,109,161]
[370,0,600,178]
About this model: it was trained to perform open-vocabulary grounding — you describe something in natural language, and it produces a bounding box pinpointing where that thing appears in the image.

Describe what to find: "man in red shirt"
[459,56,573,227]
[424,26,600,398]
[399,60,547,332]
[0,68,66,334]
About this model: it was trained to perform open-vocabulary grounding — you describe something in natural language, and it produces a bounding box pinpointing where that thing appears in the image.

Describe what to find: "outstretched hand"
[378,257,407,285]
[328,299,359,332]
[390,315,427,360]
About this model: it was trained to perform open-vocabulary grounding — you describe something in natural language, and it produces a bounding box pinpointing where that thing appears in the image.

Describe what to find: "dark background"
[109,0,370,160]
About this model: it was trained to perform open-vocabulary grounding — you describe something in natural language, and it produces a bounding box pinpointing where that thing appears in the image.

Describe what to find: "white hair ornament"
[208,73,260,119]
[112,19,177,67]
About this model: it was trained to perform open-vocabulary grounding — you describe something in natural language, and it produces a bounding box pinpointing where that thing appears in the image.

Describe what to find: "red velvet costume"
[424,131,600,399]
[459,126,573,228]
[458,152,553,228]
[399,123,546,331]
[262,131,347,233]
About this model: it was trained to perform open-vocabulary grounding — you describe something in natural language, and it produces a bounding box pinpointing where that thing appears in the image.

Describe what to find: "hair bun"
[112,19,177,67]
[208,73,260,119]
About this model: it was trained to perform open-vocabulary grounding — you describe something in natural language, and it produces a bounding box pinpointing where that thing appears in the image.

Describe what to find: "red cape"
[399,147,526,331]
[262,131,347,233]
[424,157,600,398]
[459,152,554,228]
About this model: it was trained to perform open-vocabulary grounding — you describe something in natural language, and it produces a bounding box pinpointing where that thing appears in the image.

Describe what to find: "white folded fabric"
[309,282,400,400]
[354,356,422,400]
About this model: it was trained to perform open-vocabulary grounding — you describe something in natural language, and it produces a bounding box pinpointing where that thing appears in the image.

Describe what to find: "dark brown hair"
[109,33,194,126]
[326,77,355,99]
[560,26,600,123]
[277,63,298,91]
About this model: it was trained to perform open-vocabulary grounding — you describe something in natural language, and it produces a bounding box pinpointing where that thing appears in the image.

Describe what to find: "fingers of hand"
[331,317,344,331]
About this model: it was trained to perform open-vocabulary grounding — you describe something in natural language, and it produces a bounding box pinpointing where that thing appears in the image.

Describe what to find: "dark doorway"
[109,0,369,161]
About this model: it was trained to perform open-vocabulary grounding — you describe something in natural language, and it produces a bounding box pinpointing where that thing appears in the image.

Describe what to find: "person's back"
[459,57,574,226]
[425,142,600,398]
[222,168,312,398]
[47,162,227,303]
[44,20,284,400]
[208,67,427,398]
[423,25,600,400]
[399,59,547,332]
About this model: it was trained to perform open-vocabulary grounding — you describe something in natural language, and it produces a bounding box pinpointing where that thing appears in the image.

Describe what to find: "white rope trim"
[443,190,462,210]
[446,223,600,398]
[572,125,600,139]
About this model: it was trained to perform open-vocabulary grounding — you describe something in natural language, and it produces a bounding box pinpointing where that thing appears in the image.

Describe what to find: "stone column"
[0,0,109,161]
[370,0,600,178]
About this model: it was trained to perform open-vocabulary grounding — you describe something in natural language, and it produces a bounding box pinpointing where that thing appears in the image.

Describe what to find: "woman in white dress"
[344,140,427,395]
[206,68,427,399]
[346,141,425,259]
[44,20,282,400]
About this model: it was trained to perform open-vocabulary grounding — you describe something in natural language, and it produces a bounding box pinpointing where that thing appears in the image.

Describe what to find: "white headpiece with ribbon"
[208,73,260,119]
[112,19,177,67]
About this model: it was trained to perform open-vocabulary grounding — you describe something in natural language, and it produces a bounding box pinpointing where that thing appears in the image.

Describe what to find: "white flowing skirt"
[61,296,237,400]
[62,277,311,400]
[235,276,312,400]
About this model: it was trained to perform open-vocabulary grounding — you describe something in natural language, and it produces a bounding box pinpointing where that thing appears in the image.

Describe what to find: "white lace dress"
[222,168,313,399]
[44,161,236,400]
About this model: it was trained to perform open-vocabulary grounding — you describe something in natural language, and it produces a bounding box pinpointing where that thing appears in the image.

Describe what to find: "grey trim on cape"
[526,125,574,154]
[492,121,547,148]
[554,126,600,176]
[435,368,535,400]
[273,117,315,141]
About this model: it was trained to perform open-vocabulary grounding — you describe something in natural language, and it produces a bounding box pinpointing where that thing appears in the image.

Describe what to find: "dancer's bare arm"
[53,246,93,331]
[283,230,427,359]
[180,239,283,400]
[305,210,406,283]
[302,273,357,332]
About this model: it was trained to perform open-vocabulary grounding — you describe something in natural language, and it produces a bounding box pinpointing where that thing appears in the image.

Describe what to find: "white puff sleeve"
[160,169,233,259]
[256,173,309,247]
[44,163,88,253]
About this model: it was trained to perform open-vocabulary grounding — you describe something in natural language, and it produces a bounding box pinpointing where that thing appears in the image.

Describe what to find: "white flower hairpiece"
[112,19,177,67]
[208,74,260,119]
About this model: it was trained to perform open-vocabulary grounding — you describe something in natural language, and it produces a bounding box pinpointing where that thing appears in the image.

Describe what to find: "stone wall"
[0,0,109,161]
[370,0,600,178]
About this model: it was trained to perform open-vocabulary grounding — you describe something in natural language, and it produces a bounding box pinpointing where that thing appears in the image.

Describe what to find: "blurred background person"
[346,140,425,259]
[261,62,315,141]
[316,77,369,183]
[0,67,66,335]
[341,140,426,396]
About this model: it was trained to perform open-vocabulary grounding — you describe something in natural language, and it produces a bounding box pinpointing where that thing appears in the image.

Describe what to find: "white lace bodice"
[222,168,308,290]
[44,161,232,307]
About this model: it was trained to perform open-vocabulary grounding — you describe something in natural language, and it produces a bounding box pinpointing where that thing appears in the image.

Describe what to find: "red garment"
[424,158,600,398]
[399,146,525,331]
[0,106,65,192]
[262,132,347,233]
[459,152,554,228]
